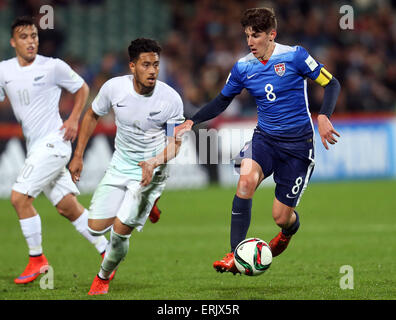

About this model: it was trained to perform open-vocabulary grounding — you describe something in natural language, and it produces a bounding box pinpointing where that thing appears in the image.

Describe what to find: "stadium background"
[0,0,396,302]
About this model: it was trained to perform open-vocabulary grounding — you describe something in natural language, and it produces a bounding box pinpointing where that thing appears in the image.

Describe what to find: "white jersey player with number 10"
[0,54,83,202]
[0,55,83,152]
[0,17,109,285]
[69,38,184,295]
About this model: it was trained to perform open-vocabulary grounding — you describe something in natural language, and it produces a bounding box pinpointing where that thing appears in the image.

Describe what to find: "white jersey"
[92,75,185,179]
[0,55,84,153]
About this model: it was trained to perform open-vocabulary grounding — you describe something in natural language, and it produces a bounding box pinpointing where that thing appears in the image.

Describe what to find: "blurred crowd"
[1,0,395,124]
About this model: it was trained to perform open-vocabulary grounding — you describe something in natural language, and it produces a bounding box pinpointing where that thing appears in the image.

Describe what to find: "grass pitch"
[0,180,395,300]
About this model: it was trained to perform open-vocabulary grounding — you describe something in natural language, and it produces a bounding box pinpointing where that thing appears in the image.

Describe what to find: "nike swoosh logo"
[286,194,298,199]
[5,80,12,84]
[231,211,243,215]
[149,111,161,117]
[247,73,257,79]
[34,75,44,81]
[115,103,127,108]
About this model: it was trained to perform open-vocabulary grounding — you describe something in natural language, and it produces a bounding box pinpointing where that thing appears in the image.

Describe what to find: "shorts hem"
[51,191,80,206]
[12,185,40,199]
[275,194,298,208]
[118,218,144,232]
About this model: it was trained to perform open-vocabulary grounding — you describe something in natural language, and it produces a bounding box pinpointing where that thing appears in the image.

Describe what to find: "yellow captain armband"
[314,67,333,87]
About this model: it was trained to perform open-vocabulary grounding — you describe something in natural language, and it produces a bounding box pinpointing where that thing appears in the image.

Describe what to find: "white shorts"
[88,170,166,232]
[12,137,80,206]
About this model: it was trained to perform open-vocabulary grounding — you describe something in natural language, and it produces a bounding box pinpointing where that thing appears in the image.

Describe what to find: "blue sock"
[230,195,252,253]
[282,211,300,237]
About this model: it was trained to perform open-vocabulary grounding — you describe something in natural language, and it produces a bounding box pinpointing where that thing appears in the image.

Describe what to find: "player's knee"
[56,194,82,220]
[56,205,67,217]
[10,191,30,211]
[10,192,19,209]
[88,220,112,236]
[237,176,257,197]
[56,204,78,220]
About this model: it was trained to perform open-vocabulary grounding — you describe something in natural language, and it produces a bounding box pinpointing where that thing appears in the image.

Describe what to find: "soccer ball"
[234,238,272,276]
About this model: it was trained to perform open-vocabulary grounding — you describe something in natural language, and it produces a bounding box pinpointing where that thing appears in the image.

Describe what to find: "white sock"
[19,215,43,256]
[71,209,108,254]
[99,228,131,279]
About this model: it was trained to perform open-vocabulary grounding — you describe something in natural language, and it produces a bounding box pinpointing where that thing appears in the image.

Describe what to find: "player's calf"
[10,191,36,219]
[98,227,130,280]
[101,251,117,281]
[230,195,252,253]
[269,211,300,257]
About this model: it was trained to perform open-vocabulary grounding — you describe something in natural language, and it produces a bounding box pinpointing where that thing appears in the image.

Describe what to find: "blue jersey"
[221,43,323,139]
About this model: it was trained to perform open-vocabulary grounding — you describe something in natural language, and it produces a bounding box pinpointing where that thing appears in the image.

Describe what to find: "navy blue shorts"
[234,128,315,207]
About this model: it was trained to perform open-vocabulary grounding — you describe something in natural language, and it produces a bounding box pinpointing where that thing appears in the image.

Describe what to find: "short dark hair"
[128,38,162,62]
[11,16,37,37]
[240,8,277,33]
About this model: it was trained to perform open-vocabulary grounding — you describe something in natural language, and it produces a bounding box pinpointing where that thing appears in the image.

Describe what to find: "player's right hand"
[60,117,79,143]
[69,156,83,183]
[317,114,340,150]
[174,120,194,139]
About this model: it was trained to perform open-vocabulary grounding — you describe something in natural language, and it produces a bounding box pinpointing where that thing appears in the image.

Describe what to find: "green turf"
[0,180,395,300]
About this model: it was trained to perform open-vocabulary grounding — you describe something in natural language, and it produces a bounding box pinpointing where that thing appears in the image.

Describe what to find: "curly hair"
[128,38,162,62]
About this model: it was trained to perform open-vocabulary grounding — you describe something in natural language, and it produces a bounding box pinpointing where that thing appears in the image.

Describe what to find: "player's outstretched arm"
[61,82,89,142]
[69,107,100,182]
[174,93,234,139]
[138,136,182,186]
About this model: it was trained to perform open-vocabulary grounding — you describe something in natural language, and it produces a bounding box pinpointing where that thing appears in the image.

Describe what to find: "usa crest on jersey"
[274,63,286,76]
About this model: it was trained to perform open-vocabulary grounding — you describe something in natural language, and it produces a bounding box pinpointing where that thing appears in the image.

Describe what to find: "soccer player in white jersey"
[0,17,109,284]
[69,38,185,295]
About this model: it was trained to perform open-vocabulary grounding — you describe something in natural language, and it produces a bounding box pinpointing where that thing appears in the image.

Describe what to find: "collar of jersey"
[15,54,40,71]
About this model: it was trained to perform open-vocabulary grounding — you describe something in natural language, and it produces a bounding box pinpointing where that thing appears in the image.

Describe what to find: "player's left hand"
[317,114,340,150]
[138,160,156,186]
[60,118,79,142]
[69,155,83,183]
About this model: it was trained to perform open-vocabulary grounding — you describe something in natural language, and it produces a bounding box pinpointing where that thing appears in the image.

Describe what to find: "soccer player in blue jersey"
[175,7,341,274]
